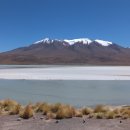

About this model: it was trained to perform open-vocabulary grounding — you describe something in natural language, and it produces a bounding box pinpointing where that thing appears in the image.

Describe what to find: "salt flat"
[0,66,130,80]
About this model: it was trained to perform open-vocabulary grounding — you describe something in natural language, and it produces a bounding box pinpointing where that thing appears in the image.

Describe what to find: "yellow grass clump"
[50,103,62,113]
[2,99,18,111]
[120,108,130,118]
[88,113,94,118]
[82,107,93,115]
[75,109,83,117]
[20,105,34,119]
[0,99,130,120]
[94,112,104,119]
[105,111,115,119]
[0,99,20,115]
[94,105,110,113]
[9,104,21,115]
[35,102,51,115]
[56,105,75,119]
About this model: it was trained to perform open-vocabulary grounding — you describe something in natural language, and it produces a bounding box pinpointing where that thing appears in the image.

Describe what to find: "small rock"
[40,117,44,120]
[55,120,59,123]
[120,120,122,123]
[17,118,22,121]
[83,119,85,123]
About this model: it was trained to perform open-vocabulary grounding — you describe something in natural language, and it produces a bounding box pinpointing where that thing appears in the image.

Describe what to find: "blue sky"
[0,0,130,52]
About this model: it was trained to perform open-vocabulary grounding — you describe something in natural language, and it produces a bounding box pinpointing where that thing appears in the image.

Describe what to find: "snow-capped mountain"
[34,38,112,46]
[0,37,130,65]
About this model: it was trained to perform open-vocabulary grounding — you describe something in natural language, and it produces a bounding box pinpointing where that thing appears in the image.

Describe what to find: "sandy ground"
[0,114,130,130]
[0,66,130,80]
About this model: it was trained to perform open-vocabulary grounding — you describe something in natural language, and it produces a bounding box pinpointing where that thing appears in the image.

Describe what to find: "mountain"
[0,38,130,65]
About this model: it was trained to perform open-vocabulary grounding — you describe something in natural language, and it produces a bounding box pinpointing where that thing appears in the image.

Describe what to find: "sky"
[0,0,130,52]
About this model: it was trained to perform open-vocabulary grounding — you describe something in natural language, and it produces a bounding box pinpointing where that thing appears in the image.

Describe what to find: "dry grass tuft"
[88,113,94,118]
[105,111,115,119]
[9,104,21,115]
[75,109,83,117]
[35,102,48,113]
[82,107,93,115]
[56,105,75,119]
[120,108,130,118]
[2,99,18,111]
[94,105,109,113]
[34,102,52,115]
[0,99,130,120]
[113,108,120,114]
[55,109,64,119]
[94,112,104,119]
[50,103,62,113]
[20,105,34,119]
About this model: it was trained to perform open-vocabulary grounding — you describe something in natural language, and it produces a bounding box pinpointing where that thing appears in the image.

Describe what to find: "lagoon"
[0,80,130,107]
[0,65,130,107]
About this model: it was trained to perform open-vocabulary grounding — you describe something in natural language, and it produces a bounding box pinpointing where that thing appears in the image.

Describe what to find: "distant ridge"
[0,38,130,65]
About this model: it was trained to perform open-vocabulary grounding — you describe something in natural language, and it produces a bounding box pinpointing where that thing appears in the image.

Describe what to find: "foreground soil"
[0,114,130,130]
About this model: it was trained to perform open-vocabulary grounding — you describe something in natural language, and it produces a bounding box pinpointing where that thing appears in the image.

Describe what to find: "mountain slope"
[0,38,130,65]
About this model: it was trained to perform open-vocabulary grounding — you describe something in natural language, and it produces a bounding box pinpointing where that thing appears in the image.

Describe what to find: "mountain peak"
[0,37,129,65]
[64,38,92,45]
[34,38,113,47]
[34,38,52,44]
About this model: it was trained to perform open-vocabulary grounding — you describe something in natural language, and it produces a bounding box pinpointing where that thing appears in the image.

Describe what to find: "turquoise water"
[0,80,130,107]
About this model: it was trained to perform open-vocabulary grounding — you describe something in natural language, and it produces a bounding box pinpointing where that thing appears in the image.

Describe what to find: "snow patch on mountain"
[34,38,54,44]
[64,38,92,45]
[34,38,113,46]
[94,39,112,46]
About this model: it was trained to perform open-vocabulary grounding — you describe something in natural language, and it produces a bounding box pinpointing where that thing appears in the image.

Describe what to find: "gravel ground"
[0,114,130,130]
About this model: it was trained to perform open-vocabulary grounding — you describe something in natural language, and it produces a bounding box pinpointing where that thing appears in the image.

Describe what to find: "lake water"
[0,79,130,107]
